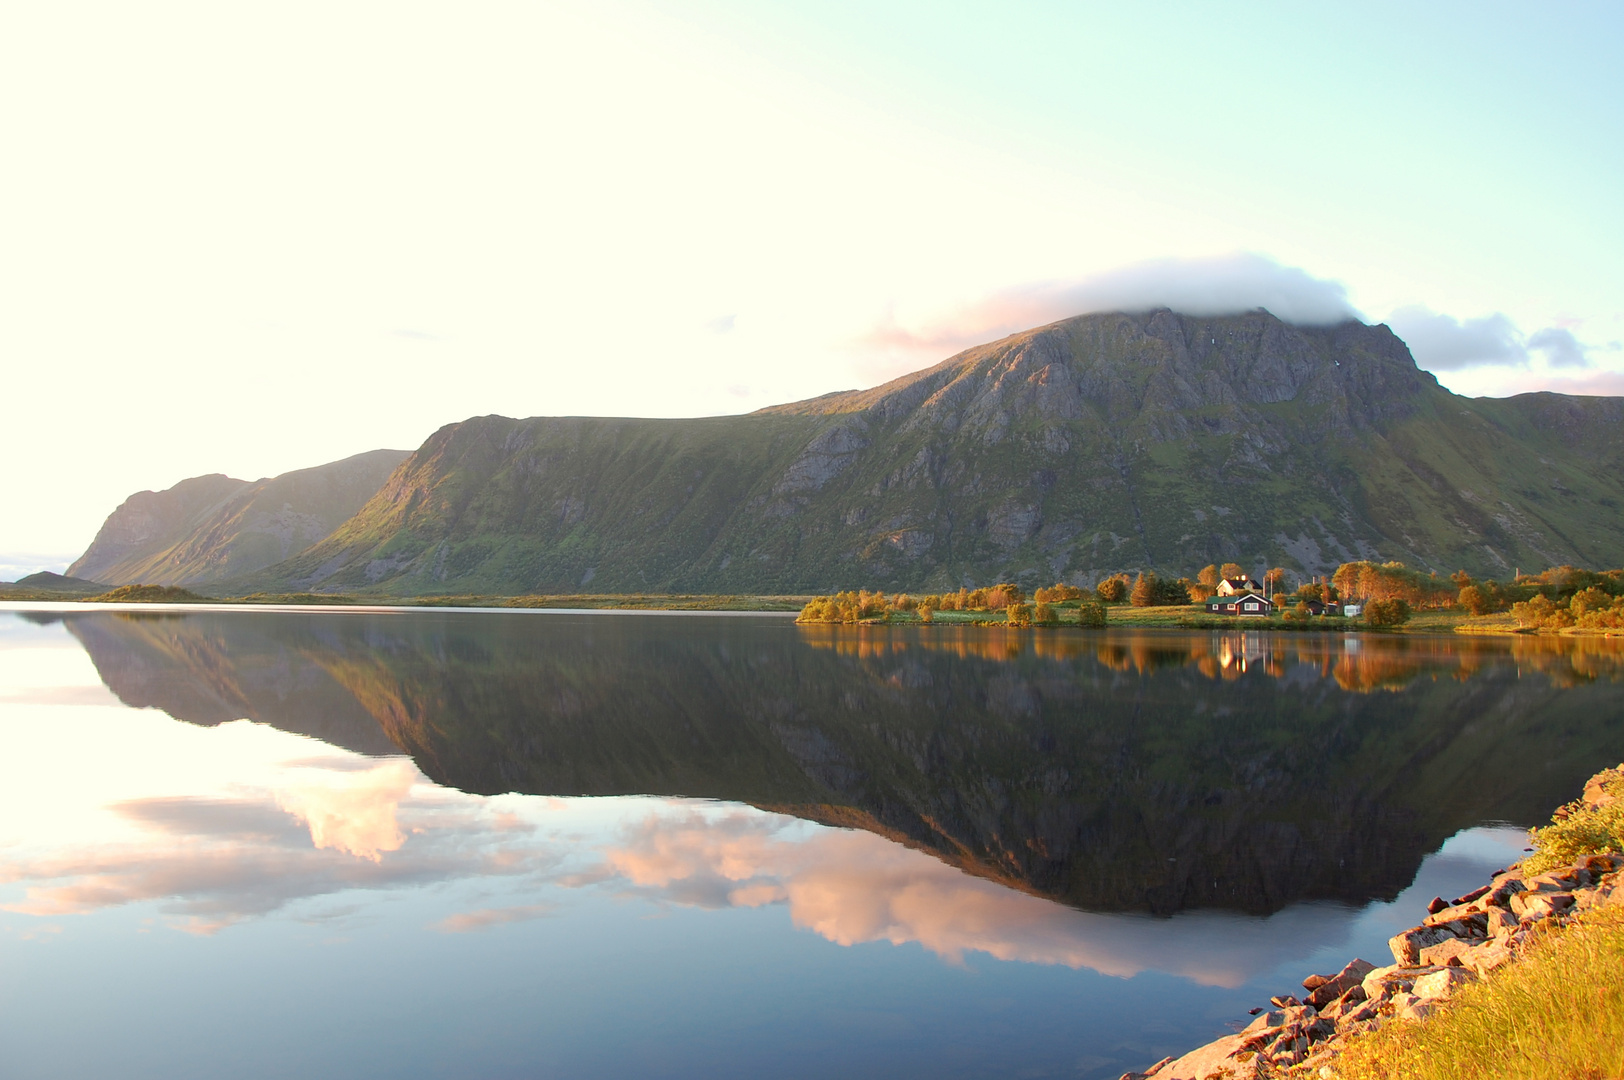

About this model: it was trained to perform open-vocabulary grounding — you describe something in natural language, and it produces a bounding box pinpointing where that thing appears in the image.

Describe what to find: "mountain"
[240,309,1624,595]
[68,449,409,587]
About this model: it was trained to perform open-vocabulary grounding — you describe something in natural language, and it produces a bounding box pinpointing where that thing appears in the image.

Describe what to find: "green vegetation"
[1523,769,1624,876]
[1330,907,1624,1080]
[84,584,212,604]
[161,310,1624,597]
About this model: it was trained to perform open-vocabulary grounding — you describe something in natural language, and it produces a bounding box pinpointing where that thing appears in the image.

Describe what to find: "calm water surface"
[3,608,1623,1079]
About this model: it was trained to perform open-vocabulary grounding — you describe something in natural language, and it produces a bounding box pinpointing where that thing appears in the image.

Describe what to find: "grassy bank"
[1328,906,1624,1080]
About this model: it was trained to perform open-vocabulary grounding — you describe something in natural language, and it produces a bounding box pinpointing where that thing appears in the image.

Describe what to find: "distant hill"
[68,449,409,587]
[0,570,108,599]
[233,309,1624,595]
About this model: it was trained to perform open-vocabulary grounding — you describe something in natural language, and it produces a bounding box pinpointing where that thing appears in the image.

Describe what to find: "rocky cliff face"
[240,309,1624,595]
[69,449,409,586]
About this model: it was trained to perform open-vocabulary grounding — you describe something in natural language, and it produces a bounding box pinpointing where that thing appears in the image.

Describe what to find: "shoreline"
[1124,767,1624,1080]
[1,593,1621,635]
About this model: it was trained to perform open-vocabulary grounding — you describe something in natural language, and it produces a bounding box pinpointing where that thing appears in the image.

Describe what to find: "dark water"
[2,608,1622,1079]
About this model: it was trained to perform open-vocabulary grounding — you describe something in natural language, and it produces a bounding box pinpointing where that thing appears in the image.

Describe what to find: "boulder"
[1412,966,1477,1001]
[1389,918,1479,965]
[1511,891,1574,921]
[1467,939,1514,975]
[1151,1032,1262,1080]
[1302,958,1377,1008]
[1418,937,1477,968]
[1361,964,1442,1001]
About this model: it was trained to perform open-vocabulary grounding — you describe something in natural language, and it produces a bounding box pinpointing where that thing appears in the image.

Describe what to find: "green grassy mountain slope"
[243,310,1624,595]
[69,449,409,586]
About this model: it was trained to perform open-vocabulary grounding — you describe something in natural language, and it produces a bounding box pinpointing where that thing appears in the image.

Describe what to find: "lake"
[2,607,1622,1079]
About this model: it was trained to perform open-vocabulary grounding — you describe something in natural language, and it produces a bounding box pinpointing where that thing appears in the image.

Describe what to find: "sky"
[2,1,1621,569]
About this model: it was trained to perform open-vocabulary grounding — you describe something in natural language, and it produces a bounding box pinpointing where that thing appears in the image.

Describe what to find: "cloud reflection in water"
[1,709,1366,983]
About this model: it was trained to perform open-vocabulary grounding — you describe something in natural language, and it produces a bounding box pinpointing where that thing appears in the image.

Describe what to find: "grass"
[1328,906,1624,1080]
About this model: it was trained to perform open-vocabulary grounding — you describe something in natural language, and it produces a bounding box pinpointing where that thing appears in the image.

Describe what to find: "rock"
[1396,997,1439,1022]
[1468,939,1514,975]
[1419,936,1477,967]
[1451,884,1492,906]
[1413,966,1477,1001]
[1269,994,1302,1008]
[1485,909,1519,938]
[1426,895,1449,914]
[1389,920,1476,965]
[1242,1010,1287,1034]
[1303,958,1376,1008]
[1512,891,1574,921]
[1151,1032,1262,1080]
[1361,964,1441,1001]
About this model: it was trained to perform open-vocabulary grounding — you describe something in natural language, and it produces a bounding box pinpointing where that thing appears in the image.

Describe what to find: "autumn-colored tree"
[1363,597,1411,628]
[1032,601,1059,626]
[1005,602,1034,627]
[1198,564,1220,588]
[1096,575,1128,603]
[1220,562,1246,581]
[917,605,934,624]
[1450,569,1474,589]
[1130,572,1159,607]
[1264,567,1287,595]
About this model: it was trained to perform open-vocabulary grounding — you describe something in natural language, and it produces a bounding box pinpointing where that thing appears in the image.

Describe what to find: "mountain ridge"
[69,308,1624,595]
[69,448,410,586]
[236,309,1624,594]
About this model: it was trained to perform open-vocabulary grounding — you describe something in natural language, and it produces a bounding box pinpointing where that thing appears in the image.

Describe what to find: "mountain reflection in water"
[49,610,1624,919]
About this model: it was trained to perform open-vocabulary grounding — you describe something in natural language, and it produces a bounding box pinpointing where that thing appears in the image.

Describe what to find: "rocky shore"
[1122,767,1624,1080]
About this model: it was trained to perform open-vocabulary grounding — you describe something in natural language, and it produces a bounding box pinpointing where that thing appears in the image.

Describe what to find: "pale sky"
[3,1,1620,568]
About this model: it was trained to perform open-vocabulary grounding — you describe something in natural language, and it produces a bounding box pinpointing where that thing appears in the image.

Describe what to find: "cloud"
[590,808,1360,986]
[1526,327,1590,368]
[1387,308,1596,374]
[433,904,557,933]
[856,254,1359,370]
[1385,306,1527,370]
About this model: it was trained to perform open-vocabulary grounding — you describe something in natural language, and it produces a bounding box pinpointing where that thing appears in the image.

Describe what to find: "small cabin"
[1206,592,1274,617]
[1215,577,1263,596]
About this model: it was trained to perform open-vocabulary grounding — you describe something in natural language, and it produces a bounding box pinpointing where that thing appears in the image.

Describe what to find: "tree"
[1451,569,1474,589]
[1075,598,1107,627]
[1130,572,1159,607]
[1220,562,1245,581]
[1264,567,1287,596]
[1006,602,1033,627]
[1363,597,1411,628]
[917,604,934,624]
[1097,575,1128,603]
[1198,564,1220,589]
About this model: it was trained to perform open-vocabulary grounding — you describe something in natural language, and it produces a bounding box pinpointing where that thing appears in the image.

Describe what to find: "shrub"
[917,605,934,624]
[1032,601,1058,626]
[1282,601,1311,622]
[1005,602,1033,627]
[1523,769,1624,875]
[1363,597,1411,628]
[1075,598,1107,628]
